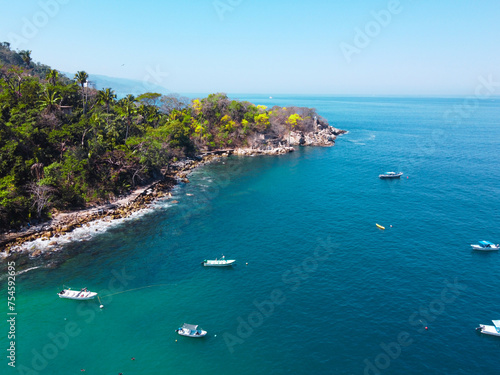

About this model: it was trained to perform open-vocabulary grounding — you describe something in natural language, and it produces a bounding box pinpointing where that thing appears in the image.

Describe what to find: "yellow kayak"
[376,223,385,230]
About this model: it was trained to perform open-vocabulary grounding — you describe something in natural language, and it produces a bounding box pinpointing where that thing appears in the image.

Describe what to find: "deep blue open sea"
[2,96,500,375]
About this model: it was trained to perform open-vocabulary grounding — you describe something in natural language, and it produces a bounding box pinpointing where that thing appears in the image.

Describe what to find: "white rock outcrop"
[289,126,347,147]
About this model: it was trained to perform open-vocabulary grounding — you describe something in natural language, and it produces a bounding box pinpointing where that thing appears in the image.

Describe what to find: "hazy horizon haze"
[1,0,499,96]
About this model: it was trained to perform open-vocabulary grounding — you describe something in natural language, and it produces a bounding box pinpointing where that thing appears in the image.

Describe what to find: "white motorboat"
[477,321,500,336]
[379,172,403,179]
[57,288,97,300]
[176,323,207,338]
[471,241,499,251]
[202,255,236,267]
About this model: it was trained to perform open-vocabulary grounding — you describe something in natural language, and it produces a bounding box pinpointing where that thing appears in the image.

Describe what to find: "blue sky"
[1,0,500,95]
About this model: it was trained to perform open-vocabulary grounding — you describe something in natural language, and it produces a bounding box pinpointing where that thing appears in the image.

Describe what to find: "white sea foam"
[9,205,160,256]
[6,175,200,258]
[151,198,176,209]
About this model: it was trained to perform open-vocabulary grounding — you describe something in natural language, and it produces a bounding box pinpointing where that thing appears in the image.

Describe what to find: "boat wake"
[345,133,375,146]
[16,266,43,275]
[0,266,43,281]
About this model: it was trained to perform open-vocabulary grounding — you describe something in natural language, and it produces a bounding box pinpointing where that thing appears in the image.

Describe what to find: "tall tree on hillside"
[160,93,190,114]
[19,50,32,69]
[0,65,25,100]
[138,104,161,128]
[88,111,106,145]
[117,94,137,141]
[286,113,302,145]
[136,92,161,107]
[82,111,105,148]
[74,70,89,114]
[45,69,59,85]
[98,87,116,116]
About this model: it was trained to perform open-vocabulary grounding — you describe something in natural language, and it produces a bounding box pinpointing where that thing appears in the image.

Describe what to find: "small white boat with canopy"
[202,255,236,267]
[57,288,97,300]
[176,323,207,338]
[471,241,499,251]
[477,320,500,336]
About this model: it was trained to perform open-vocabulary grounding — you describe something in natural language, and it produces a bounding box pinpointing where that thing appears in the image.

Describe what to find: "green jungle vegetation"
[0,43,327,230]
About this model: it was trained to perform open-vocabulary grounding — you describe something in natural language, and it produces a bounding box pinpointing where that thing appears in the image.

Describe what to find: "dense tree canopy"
[0,43,328,230]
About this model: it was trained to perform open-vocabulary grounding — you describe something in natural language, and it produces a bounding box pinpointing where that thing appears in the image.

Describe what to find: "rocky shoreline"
[289,123,347,146]
[1,126,346,268]
[0,154,219,264]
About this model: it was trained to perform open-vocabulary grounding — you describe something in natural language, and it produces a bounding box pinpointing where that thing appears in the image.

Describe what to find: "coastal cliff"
[234,123,347,156]
[290,123,347,146]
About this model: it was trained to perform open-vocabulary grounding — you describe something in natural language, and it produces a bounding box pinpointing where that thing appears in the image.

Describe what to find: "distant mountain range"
[62,72,172,98]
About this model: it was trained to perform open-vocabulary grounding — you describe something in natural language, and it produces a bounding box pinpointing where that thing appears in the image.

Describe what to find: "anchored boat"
[202,255,236,267]
[477,321,500,336]
[176,323,207,338]
[471,241,499,251]
[57,288,97,300]
[379,172,403,179]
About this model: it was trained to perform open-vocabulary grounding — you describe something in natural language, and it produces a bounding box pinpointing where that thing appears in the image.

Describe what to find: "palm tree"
[139,104,161,128]
[98,88,116,114]
[83,111,106,148]
[38,87,62,113]
[45,69,59,85]
[149,106,161,128]
[19,50,32,69]
[90,112,106,139]
[74,70,89,114]
[104,117,120,147]
[117,95,137,141]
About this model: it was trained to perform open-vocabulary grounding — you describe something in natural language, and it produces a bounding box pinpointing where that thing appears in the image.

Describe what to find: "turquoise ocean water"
[2,96,500,375]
